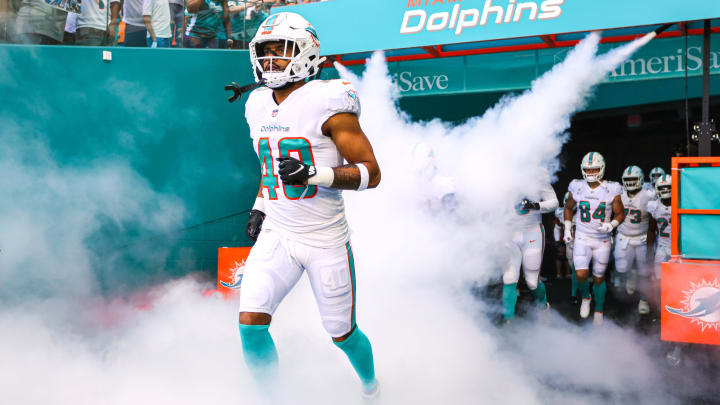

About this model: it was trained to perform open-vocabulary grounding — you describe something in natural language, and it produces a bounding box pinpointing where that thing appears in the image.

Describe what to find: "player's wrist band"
[252,196,265,213]
[307,166,334,187]
[564,220,572,229]
[610,219,620,229]
[356,163,369,191]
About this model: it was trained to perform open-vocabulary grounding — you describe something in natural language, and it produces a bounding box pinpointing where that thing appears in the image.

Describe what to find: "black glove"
[246,209,265,242]
[520,199,541,211]
[277,156,315,186]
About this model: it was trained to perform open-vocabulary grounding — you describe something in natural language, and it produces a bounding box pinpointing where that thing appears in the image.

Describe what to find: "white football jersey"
[568,179,622,239]
[647,200,672,248]
[617,188,655,236]
[245,79,361,248]
[509,183,558,230]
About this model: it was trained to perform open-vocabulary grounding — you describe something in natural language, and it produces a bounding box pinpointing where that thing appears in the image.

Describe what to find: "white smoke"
[0,31,703,405]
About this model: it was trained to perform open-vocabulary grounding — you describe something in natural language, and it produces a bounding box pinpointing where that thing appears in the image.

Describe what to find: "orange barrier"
[661,261,720,345]
[660,157,720,346]
[217,247,251,299]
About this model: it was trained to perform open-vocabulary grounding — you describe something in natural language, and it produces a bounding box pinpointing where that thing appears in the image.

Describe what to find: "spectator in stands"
[13,0,67,44]
[214,2,232,49]
[185,0,228,48]
[143,0,172,47]
[63,11,77,44]
[228,0,264,48]
[76,0,120,45]
[168,0,184,46]
[123,0,148,46]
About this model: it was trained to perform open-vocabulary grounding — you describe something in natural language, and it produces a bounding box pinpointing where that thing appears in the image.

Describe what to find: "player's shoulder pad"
[605,180,622,195]
[646,199,658,214]
[310,79,361,117]
[568,179,583,194]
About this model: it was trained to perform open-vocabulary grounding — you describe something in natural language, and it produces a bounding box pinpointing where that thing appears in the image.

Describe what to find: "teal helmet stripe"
[589,152,594,164]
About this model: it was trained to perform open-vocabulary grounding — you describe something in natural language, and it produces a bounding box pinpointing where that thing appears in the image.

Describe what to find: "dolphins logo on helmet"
[581,152,605,183]
[249,12,326,89]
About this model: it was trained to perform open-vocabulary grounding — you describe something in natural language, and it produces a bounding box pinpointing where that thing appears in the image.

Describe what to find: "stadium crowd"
[0,0,324,48]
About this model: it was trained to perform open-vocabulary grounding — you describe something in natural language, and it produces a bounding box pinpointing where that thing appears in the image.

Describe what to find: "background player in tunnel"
[239,12,381,399]
[502,182,558,323]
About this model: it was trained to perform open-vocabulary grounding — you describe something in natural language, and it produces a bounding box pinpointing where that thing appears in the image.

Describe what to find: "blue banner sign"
[274,0,720,56]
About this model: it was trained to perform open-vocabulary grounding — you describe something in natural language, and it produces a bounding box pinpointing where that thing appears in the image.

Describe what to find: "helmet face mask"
[655,174,672,200]
[249,13,325,89]
[581,152,605,183]
[622,165,644,192]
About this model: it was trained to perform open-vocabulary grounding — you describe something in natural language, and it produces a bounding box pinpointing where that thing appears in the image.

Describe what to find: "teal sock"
[530,281,548,307]
[502,283,518,320]
[593,281,607,312]
[239,323,278,382]
[334,327,376,389]
[570,267,578,297]
[578,280,591,299]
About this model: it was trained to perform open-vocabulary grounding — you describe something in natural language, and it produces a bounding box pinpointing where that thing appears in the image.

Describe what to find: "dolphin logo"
[220,274,243,290]
[666,290,720,319]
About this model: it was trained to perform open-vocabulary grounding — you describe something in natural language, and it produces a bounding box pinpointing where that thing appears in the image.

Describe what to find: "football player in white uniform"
[553,192,577,300]
[239,12,380,398]
[613,166,655,313]
[647,174,673,307]
[502,185,558,322]
[564,152,625,324]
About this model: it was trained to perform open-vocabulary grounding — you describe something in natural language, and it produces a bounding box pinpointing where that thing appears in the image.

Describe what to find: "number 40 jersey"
[568,179,622,239]
[245,79,361,248]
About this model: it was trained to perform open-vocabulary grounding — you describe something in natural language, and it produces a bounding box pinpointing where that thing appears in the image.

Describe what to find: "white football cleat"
[626,278,637,295]
[593,312,604,325]
[580,297,591,318]
[638,299,650,315]
[362,379,380,402]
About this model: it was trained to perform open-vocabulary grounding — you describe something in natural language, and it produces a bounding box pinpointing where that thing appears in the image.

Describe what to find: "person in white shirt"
[76,0,120,45]
[142,0,172,47]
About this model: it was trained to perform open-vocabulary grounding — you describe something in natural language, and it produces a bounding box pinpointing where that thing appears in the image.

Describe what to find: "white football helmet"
[621,165,644,192]
[649,167,666,185]
[581,152,605,183]
[249,12,326,89]
[655,174,672,199]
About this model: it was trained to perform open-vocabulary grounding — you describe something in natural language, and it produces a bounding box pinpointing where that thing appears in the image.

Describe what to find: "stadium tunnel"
[273,2,720,296]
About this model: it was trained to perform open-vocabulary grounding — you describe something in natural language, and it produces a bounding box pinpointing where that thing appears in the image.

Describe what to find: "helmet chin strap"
[225,79,266,103]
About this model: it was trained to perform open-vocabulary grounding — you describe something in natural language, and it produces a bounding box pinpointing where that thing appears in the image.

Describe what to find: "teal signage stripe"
[323,34,720,97]
[274,0,720,56]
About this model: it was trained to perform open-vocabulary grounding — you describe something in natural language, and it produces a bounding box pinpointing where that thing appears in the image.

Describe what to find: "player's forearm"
[538,198,558,213]
[330,162,380,190]
[143,16,156,40]
[564,205,574,222]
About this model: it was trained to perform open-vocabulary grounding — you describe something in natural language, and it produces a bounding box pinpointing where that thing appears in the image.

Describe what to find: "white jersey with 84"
[568,179,622,239]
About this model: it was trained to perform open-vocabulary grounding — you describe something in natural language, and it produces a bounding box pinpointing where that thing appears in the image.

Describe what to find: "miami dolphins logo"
[220,259,245,289]
[665,279,720,332]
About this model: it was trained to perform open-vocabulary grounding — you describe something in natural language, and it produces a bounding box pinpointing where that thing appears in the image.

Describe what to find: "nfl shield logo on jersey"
[272,109,279,117]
